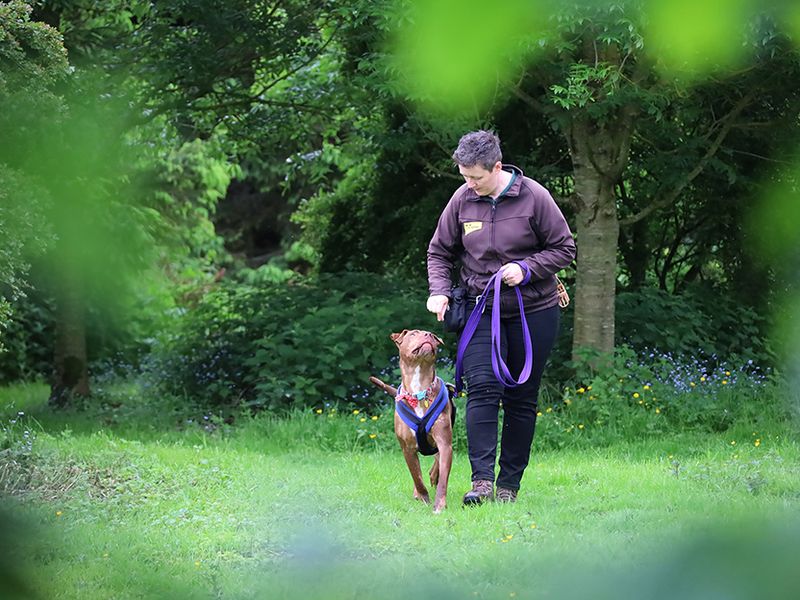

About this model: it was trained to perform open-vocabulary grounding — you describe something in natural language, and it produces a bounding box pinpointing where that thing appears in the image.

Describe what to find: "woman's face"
[458,162,501,197]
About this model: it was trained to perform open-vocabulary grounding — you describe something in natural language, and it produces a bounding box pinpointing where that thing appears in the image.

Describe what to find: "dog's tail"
[369,376,397,397]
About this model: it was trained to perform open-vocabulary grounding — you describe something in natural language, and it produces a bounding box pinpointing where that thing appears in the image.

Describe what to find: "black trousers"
[461,304,560,490]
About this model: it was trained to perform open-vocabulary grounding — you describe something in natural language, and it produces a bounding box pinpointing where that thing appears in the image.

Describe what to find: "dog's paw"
[413,489,431,504]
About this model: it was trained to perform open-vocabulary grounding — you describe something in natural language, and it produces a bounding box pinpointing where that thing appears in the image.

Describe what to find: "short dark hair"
[452,130,502,171]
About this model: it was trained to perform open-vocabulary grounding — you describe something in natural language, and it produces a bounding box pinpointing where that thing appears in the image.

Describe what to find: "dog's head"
[390,329,443,365]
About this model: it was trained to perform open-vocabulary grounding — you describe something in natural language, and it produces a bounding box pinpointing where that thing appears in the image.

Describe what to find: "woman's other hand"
[426,294,450,321]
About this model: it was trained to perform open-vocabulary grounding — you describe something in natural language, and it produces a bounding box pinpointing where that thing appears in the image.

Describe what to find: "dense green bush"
[143,272,781,420]
[536,345,793,450]
[0,292,54,383]
[615,286,773,364]
[0,279,173,384]
[145,271,438,410]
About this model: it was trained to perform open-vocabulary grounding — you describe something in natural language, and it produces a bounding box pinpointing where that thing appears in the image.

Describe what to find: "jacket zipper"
[490,200,497,263]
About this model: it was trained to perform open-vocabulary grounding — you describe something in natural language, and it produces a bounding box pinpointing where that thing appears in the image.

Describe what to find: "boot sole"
[462,494,493,506]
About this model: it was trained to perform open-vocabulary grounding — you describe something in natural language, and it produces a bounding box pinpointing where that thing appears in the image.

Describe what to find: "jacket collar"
[464,164,524,202]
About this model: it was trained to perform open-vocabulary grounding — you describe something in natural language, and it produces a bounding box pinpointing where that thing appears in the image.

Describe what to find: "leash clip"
[476,294,486,314]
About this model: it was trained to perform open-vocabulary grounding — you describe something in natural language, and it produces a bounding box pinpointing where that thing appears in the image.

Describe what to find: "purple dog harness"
[454,261,534,394]
[394,376,450,456]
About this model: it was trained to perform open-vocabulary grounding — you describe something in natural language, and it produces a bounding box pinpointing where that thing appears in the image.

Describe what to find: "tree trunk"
[49,274,90,407]
[566,115,631,360]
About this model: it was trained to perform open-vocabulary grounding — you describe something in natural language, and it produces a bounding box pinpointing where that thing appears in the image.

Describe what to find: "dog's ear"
[390,330,408,346]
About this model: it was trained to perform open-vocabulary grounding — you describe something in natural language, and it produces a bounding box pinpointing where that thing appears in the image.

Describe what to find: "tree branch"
[730,149,793,164]
[509,80,547,113]
[420,158,462,181]
[619,91,755,227]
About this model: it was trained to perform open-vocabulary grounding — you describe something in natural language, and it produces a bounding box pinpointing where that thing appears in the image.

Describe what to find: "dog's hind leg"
[429,457,439,488]
[432,443,452,513]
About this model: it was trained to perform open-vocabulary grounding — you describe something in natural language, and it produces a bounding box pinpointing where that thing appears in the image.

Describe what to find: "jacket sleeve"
[523,187,576,280]
[427,193,463,297]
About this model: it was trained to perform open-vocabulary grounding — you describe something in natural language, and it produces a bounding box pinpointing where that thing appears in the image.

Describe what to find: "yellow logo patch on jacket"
[463,221,483,236]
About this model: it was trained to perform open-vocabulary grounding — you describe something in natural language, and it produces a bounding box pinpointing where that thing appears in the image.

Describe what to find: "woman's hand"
[426,294,450,321]
[500,262,524,286]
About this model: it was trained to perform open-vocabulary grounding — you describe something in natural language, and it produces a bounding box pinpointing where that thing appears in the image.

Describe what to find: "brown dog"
[370,329,455,513]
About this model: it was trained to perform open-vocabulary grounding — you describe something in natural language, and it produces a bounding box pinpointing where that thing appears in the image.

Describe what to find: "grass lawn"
[2,383,800,599]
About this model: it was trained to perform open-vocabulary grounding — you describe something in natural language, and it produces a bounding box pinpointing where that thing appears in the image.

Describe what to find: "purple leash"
[454,261,533,394]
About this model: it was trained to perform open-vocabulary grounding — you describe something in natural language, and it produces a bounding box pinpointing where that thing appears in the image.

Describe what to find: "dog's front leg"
[400,443,430,503]
[396,414,430,503]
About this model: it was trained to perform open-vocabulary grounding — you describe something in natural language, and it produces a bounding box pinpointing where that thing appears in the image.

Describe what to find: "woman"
[427,130,576,504]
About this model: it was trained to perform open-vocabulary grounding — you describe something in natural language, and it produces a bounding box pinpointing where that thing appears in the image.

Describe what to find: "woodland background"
[2,2,800,598]
[1,0,799,416]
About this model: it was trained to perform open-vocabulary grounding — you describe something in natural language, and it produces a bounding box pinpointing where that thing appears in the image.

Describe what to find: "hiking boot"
[496,487,518,503]
[462,479,494,506]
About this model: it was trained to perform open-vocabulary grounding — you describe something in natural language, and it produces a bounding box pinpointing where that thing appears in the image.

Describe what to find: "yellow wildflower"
[537,411,543,417]
[315,409,323,414]
[725,371,731,376]
[655,408,661,414]
[353,409,360,415]
[643,385,650,390]
[722,380,728,385]
[577,387,585,394]
[360,417,366,423]
[755,439,761,447]
[587,385,592,390]
[55,511,63,517]
[369,433,377,439]
[578,424,584,429]
[371,415,379,421]
[546,407,553,413]
[700,376,706,382]
[730,440,736,446]
[633,392,640,399]
[690,382,696,387]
